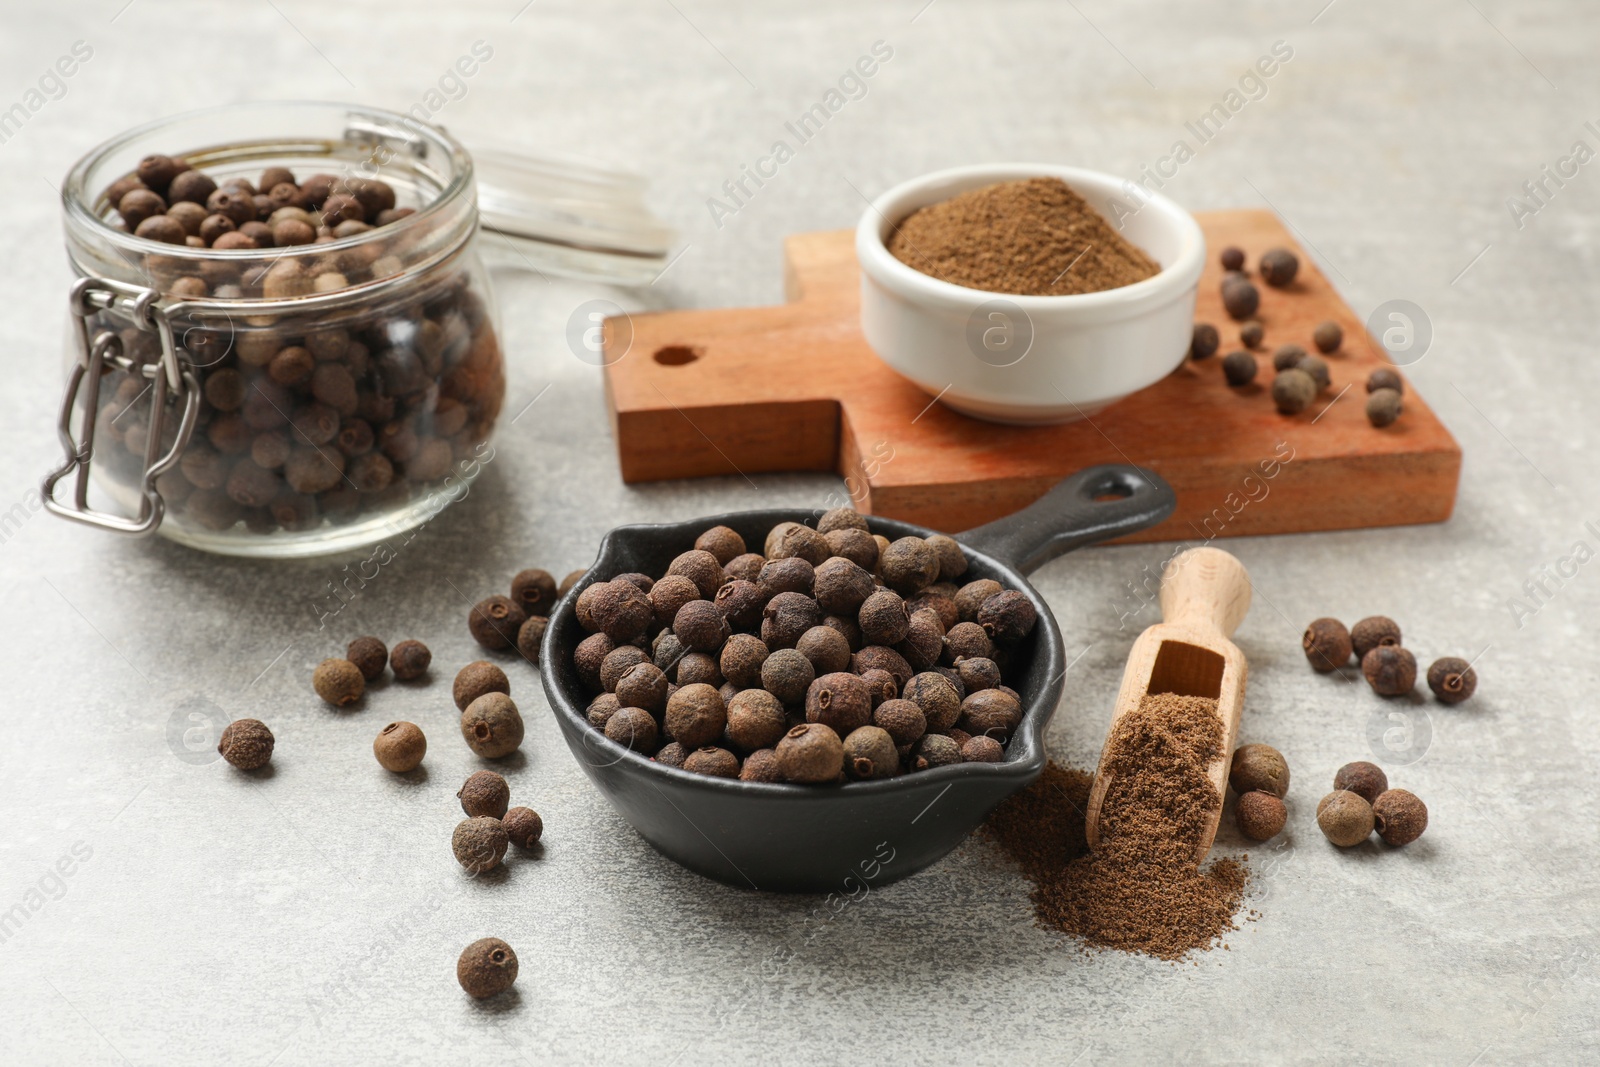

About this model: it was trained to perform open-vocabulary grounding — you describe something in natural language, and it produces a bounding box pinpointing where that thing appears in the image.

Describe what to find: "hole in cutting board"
[653,345,700,366]
[1146,640,1225,700]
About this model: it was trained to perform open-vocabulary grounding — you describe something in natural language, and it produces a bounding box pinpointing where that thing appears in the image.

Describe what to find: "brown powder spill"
[886,177,1161,296]
[985,693,1248,961]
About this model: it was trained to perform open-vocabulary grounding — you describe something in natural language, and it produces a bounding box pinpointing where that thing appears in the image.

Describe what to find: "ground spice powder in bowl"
[886,177,1161,296]
[986,693,1248,960]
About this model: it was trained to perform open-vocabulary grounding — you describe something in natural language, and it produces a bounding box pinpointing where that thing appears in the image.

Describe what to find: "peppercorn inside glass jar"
[45,102,506,557]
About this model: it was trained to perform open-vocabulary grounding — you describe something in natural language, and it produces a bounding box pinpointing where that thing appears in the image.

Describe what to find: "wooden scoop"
[1084,546,1251,860]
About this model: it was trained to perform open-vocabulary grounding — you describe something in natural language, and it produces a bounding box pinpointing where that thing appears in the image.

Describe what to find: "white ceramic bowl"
[856,163,1206,425]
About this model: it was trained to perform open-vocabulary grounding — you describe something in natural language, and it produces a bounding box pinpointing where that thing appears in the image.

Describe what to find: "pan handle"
[954,465,1175,575]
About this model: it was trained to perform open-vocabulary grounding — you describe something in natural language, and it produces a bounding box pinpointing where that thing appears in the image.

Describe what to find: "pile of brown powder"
[886,177,1161,296]
[985,693,1248,961]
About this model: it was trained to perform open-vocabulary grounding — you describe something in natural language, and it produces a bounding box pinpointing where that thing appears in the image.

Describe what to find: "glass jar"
[44,101,506,557]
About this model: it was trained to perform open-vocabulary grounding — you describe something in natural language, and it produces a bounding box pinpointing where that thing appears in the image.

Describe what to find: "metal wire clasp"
[40,277,200,536]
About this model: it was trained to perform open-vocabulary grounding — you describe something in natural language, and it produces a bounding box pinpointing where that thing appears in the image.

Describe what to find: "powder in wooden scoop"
[985,693,1247,961]
[886,177,1161,296]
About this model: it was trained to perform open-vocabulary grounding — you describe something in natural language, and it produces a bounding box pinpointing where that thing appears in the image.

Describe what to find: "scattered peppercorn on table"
[3,3,1595,1065]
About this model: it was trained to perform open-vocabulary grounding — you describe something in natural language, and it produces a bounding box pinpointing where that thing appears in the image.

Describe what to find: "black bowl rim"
[539,507,1065,801]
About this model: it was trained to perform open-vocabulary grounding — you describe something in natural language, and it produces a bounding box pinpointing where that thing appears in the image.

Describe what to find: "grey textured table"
[3,2,1597,1063]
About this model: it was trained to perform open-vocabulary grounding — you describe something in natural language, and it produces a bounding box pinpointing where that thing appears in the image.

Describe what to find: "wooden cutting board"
[601,210,1460,541]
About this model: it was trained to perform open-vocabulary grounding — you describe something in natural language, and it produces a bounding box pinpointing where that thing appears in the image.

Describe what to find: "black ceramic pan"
[540,464,1175,893]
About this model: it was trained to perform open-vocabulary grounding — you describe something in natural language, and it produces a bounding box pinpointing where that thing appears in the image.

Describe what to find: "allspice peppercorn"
[859,667,898,706]
[925,535,967,582]
[961,735,1004,763]
[684,746,741,778]
[954,579,1003,623]
[605,706,658,752]
[859,588,911,647]
[1222,350,1258,387]
[806,671,873,734]
[373,721,426,772]
[1362,645,1416,697]
[587,580,652,642]
[879,537,940,593]
[959,688,1021,741]
[452,817,509,874]
[509,568,558,616]
[667,549,726,599]
[217,718,274,770]
[1333,760,1388,804]
[1302,617,1353,671]
[872,698,927,745]
[516,616,547,664]
[813,556,875,614]
[1272,368,1317,414]
[775,723,844,783]
[1228,743,1290,798]
[460,693,525,758]
[1219,246,1245,271]
[615,662,669,713]
[765,521,831,565]
[761,591,823,650]
[1426,656,1477,704]
[842,725,899,779]
[1272,343,1308,372]
[817,506,869,535]
[454,661,510,712]
[665,683,727,749]
[758,556,815,597]
[457,938,518,999]
[1235,790,1287,842]
[653,741,688,767]
[649,574,702,629]
[559,570,586,598]
[503,807,543,849]
[911,733,961,770]
[390,639,431,680]
[740,748,783,782]
[720,633,770,689]
[1313,321,1342,353]
[977,590,1036,643]
[1190,323,1220,361]
[1296,354,1331,391]
[726,689,788,752]
[897,610,945,671]
[1259,248,1299,287]
[825,528,879,571]
[1372,788,1428,846]
[313,658,365,707]
[1367,368,1403,395]
[599,646,650,693]
[796,625,852,674]
[469,595,527,651]
[903,672,962,733]
[1222,277,1259,320]
[674,599,731,652]
[943,621,993,663]
[346,636,388,681]
[713,579,767,632]
[760,648,815,705]
[1366,388,1402,428]
[1316,790,1375,847]
[1351,615,1402,659]
[955,656,1001,693]
[1239,319,1264,348]
[586,693,621,729]
[694,525,746,565]
[458,770,511,819]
